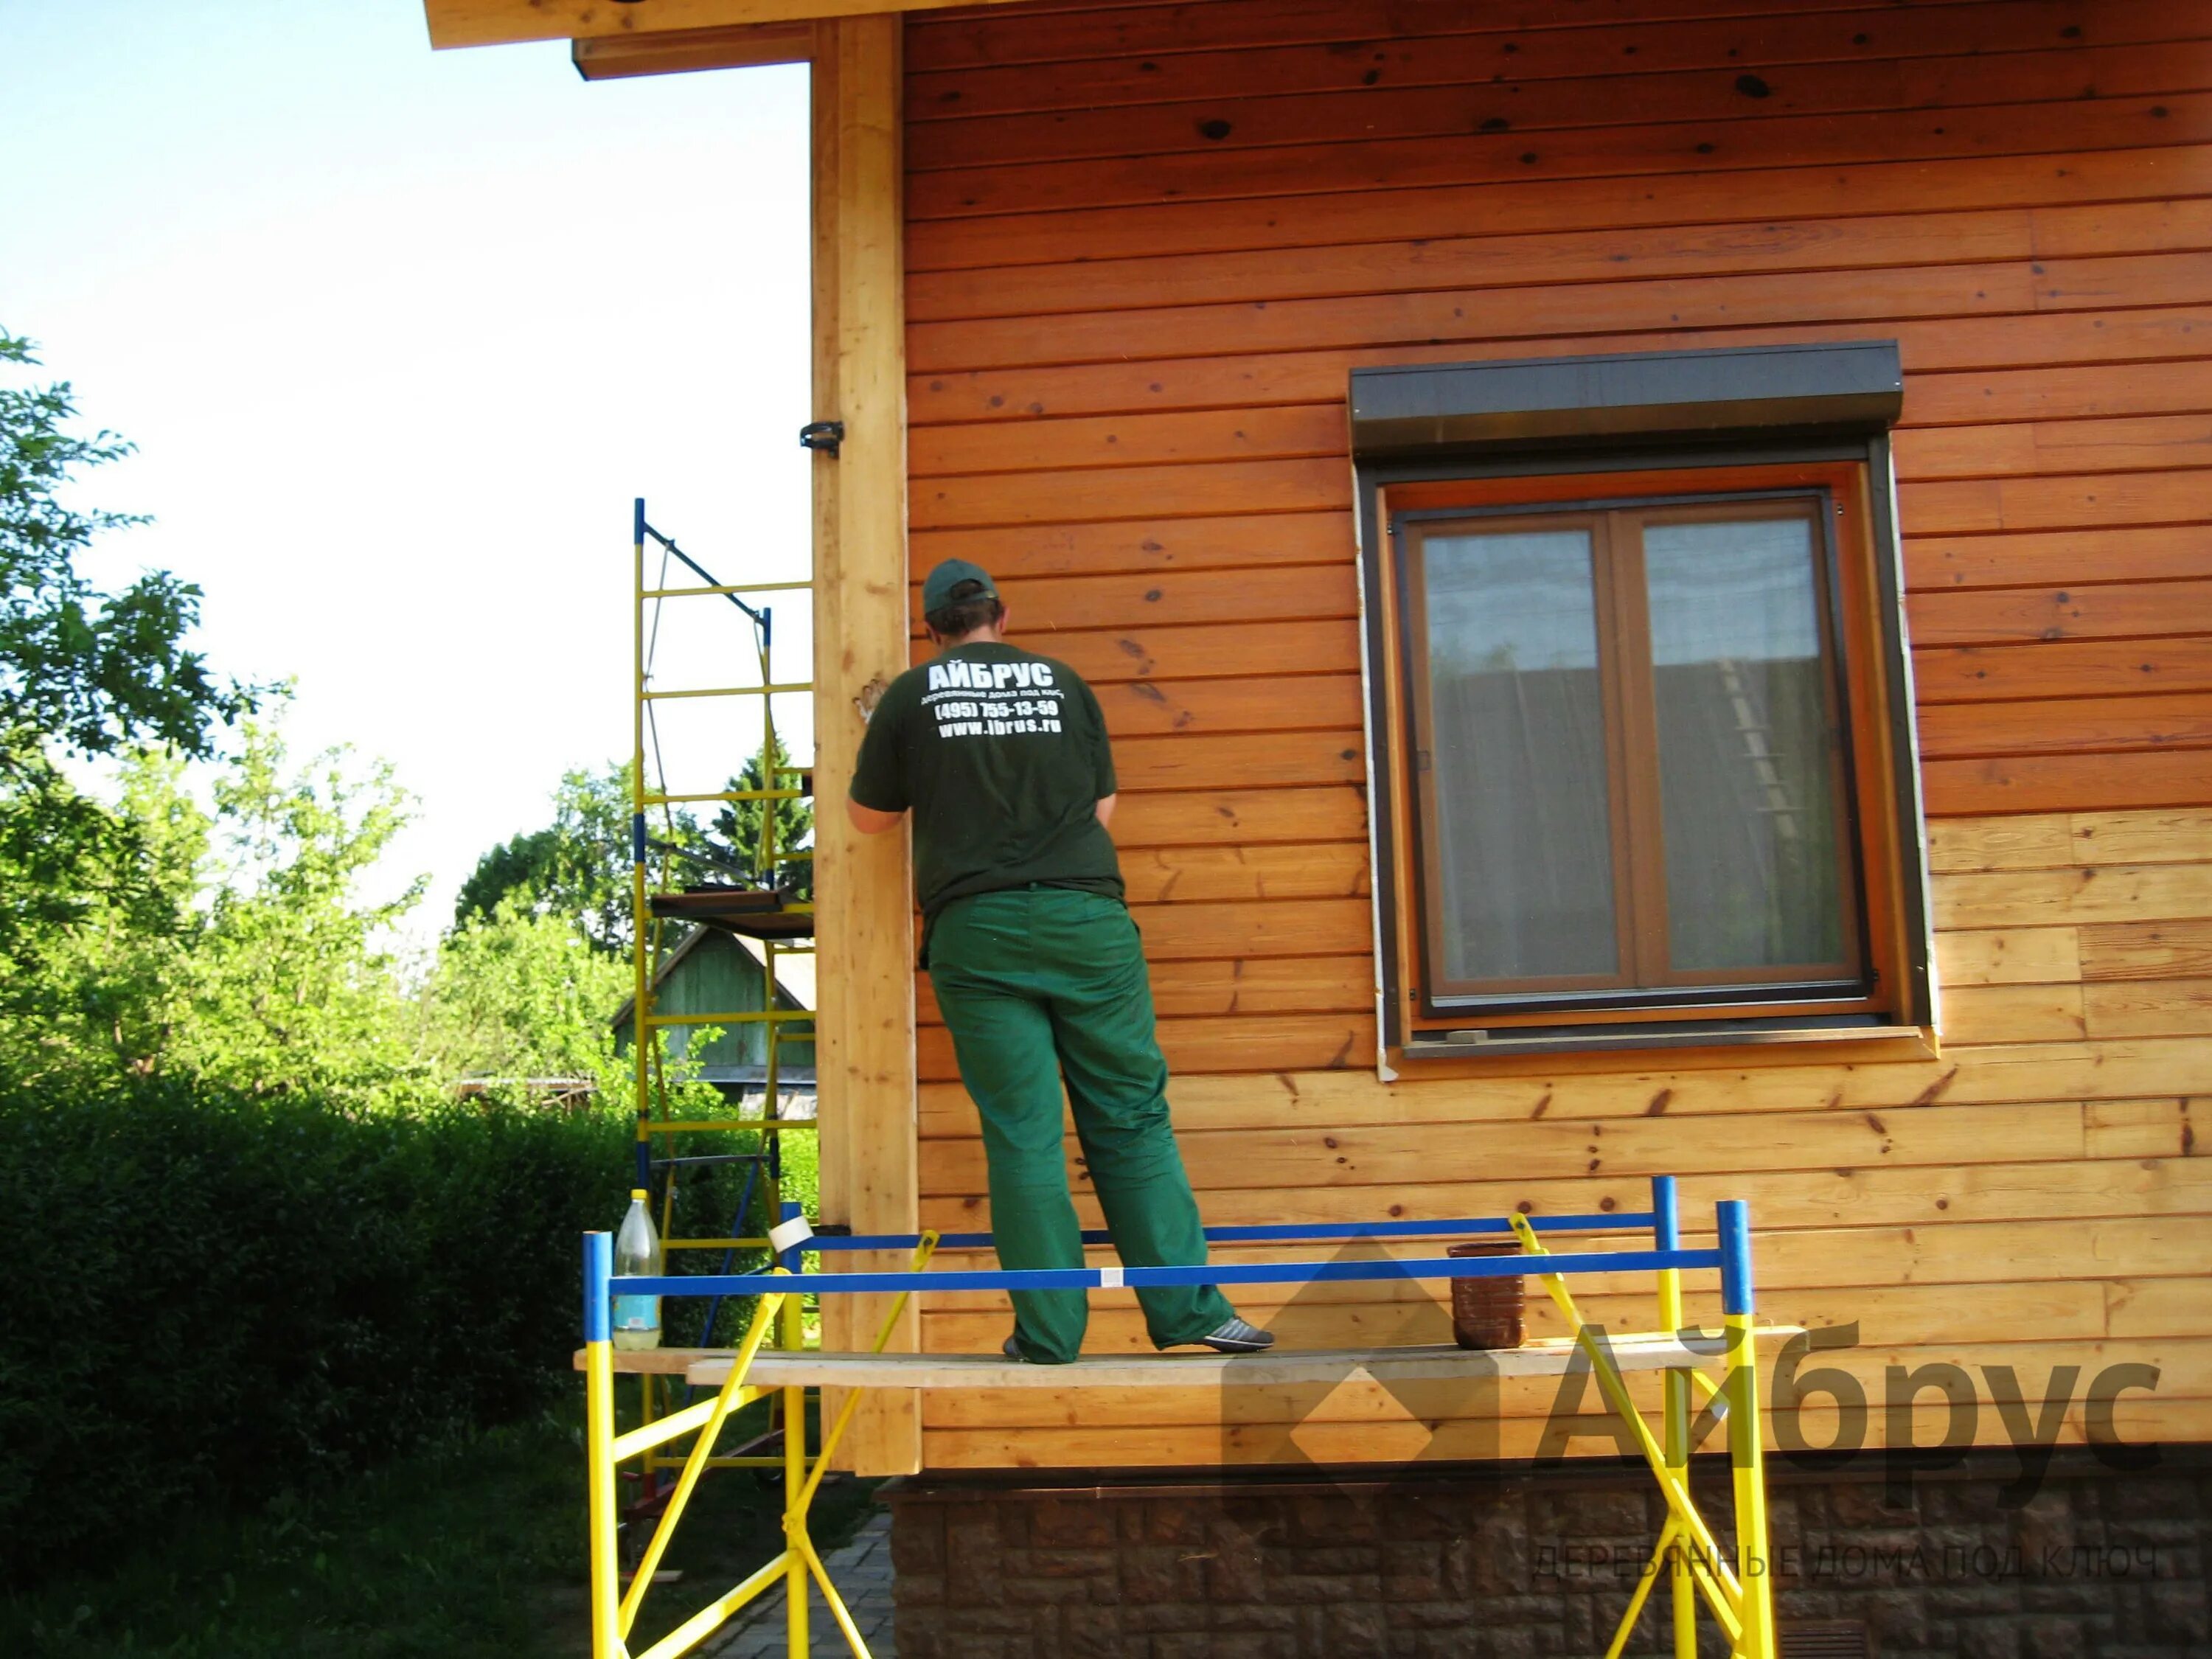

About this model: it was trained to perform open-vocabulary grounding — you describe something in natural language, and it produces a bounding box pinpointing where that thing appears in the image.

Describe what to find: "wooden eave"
[423,0,1033,52]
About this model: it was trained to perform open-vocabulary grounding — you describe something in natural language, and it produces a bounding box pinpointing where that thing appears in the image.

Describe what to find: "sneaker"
[1002,1335,1026,1362]
[1199,1317,1275,1354]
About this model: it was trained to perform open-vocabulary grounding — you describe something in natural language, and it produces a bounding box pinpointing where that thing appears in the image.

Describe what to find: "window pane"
[1643,516,1845,974]
[1422,529,1616,983]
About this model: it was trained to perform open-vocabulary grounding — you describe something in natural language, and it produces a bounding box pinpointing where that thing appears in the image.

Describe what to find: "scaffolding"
[577,1176,1791,1659]
[625,498,818,1484]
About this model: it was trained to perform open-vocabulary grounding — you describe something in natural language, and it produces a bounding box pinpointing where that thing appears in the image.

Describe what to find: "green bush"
[0,1078,638,1584]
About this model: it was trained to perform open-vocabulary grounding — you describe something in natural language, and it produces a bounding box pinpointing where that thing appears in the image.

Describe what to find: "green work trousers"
[927,886,1234,1364]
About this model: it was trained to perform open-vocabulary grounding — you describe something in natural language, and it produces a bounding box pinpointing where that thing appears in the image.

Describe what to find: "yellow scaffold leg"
[1655,1183,1699,1659]
[1727,1308,1778,1658]
[777,1231,941,1659]
[1511,1216,1745,1630]
[586,1327,622,1659]
[1601,1515,1681,1659]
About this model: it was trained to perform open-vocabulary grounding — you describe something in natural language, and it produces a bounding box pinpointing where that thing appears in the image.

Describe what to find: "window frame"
[1398,488,1870,1011]
[1357,438,1932,1066]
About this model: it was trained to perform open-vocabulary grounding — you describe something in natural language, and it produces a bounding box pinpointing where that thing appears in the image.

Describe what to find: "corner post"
[811,9,919,1476]
[1717,1200,1775,1658]
[583,1231,622,1659]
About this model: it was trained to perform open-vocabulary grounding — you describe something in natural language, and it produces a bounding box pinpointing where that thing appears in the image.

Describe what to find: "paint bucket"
[1447,1241,1526,1350]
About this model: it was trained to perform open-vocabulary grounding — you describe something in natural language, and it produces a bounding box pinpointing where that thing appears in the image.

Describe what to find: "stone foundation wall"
[885,1450,2209,1658]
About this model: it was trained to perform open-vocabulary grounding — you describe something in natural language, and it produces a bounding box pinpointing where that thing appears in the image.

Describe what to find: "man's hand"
[848,796,905,835]
[855,673,890,723]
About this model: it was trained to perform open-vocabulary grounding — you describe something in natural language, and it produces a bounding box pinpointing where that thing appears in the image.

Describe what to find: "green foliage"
[0,1077,633,1585]
[1,1408,591,1659]
[414,897,632,1086]
[0,1393,880,1659]
[711,730,814,897]
[176,723,423,1099]
[454,737,818,954]
[0,333,251,987]
[0,717,427,1104]
[0,330,251,767]
[453,761,638,953]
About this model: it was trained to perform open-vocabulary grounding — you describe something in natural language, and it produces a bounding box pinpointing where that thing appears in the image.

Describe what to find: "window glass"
[1421,529,1616,983]
[1642,515,1844,973]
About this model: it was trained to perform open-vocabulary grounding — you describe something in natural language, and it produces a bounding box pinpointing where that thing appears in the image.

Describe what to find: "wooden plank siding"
[897,0,2212,1470]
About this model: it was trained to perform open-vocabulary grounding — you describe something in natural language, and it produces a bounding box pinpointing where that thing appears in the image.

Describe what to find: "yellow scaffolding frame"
[585,1233,940,1659]
[627,498,819,1480]
[579,1186,1783,1659]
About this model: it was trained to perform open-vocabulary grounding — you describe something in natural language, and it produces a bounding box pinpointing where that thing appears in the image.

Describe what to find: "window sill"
[1397,1020,1934,1064]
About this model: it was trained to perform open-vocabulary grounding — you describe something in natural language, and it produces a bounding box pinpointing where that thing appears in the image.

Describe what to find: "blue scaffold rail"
[612,1246,1723,1299]
[593,1175,1759,1304]
[801,1211,1652,1253]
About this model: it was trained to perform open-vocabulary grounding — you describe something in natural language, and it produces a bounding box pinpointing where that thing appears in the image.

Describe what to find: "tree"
[173,720,424,1099]
[454,738,816,952]
[416,896,630,1085]
[0,713,430,1102]
[453,762,643,953]
[0,747,203,1078]
[0,330,251,766]
[709,731,814,897]
[0,330,254,980]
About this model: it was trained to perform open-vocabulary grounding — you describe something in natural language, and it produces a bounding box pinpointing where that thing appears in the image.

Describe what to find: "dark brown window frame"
[1349,344,1933,1066]
[1397,487,1868,1012]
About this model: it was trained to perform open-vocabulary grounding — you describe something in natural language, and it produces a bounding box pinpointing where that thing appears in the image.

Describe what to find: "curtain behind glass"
[1421,529,1615,984]
[1642,516,1845,974]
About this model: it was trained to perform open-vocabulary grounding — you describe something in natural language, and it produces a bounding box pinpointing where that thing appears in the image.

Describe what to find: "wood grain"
[810,15,919,1475]
[1914,636,2212,705]
[1916,692,2212,759]
[910,140,2212,273]
[909,89,2208,220]
[2081,919,2212,980]
[908,0,2208,123]
[1925,749,2212,816]
[885,0,2212,1472]
[910,311,2212,430]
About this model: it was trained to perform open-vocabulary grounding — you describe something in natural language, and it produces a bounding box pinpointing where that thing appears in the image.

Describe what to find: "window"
[1403,486,1863,1005]
[1352,347,1932,1062]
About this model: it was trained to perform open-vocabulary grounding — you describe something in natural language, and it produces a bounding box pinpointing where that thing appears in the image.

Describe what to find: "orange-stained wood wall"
[894,0,2212,1470]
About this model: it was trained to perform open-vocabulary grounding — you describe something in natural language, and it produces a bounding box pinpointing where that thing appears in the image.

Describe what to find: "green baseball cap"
[921,557,999,615]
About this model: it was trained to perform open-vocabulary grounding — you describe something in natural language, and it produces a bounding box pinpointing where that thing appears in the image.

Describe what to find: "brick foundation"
[884,1449,2210,1658]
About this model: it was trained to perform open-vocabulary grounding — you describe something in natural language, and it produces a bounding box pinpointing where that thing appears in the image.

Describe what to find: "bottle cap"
[630,1188,648,1200]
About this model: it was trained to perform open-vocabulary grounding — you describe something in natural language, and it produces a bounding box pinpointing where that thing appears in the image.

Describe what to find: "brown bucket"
[1447,1240,1526,1350]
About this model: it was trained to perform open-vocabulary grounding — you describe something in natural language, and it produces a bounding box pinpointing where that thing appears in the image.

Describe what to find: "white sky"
[0,0,813,942]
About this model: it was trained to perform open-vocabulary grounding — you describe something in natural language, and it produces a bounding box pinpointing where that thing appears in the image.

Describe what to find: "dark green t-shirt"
[849,642,1124,947]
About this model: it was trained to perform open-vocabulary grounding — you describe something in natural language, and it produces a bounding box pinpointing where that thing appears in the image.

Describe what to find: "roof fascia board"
[572,19,813,77]
[426,0,1034,52]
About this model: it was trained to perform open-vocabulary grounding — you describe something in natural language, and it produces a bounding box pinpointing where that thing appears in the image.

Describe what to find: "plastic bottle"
[612,1189,663,1351]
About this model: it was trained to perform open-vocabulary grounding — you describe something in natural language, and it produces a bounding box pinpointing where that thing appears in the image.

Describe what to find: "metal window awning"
[1349,341,1904,457]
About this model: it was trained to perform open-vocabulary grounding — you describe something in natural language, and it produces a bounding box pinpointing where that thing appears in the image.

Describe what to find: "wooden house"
[426,0,2210,1648]
[611,925,818,1107]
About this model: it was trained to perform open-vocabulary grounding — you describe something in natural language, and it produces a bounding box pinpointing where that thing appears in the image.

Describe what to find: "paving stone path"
[709,1509,895,1658]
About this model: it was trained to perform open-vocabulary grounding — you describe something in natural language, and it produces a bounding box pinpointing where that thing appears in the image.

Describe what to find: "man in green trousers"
[846,558,1272,1365]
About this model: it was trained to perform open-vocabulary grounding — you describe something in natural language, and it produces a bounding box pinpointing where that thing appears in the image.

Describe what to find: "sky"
[0,0,813,943]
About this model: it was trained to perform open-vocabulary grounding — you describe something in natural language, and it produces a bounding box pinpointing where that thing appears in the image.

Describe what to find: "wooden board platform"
[580,1329,1801,1390]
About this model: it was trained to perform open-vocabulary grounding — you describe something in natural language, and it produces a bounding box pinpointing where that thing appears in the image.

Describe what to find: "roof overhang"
[424,0,1032,52]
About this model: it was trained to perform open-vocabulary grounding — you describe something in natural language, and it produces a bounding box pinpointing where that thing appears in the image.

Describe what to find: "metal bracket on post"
[799,420,845,457]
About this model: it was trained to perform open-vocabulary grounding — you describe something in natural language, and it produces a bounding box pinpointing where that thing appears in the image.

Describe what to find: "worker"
[846,558,1272,1365]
